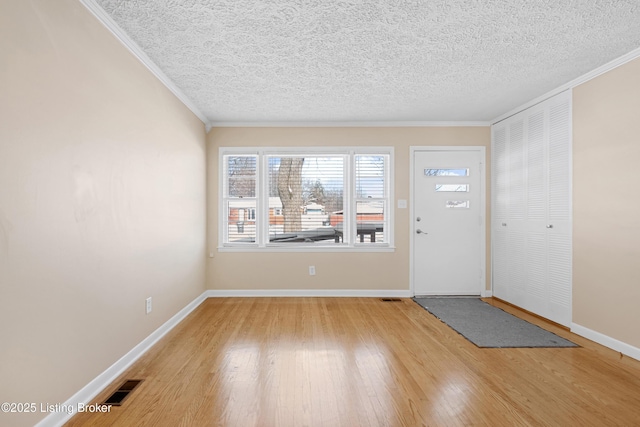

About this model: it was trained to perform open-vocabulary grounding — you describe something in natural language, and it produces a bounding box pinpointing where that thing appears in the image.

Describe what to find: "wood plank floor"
[66,297,640,426]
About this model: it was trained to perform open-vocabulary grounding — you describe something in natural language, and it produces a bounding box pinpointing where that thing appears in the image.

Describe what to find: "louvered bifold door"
[525,108,548,319]
[491,90,572,327]
[491,125,509,300]
[507,119,527,308]
[546,94,572,326]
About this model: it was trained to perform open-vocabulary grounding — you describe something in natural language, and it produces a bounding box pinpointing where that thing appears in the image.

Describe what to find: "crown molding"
[84,0,640,130]
[492,45,640,125]
[208,121,490,128]
[80,0,210,126]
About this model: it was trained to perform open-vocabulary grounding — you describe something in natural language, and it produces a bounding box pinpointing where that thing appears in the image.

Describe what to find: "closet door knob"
[546,224,554,229]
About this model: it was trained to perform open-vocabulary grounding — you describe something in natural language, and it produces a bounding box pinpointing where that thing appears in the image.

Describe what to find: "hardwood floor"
[66,297,640,426]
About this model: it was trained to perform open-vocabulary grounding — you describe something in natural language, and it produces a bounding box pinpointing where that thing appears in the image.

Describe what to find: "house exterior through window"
[219,147,394,251]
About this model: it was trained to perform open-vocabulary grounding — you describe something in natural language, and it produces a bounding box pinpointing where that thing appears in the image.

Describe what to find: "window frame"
[218,146,394,252]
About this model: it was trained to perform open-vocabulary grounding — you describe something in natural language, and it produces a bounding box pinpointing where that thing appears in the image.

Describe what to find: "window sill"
[217,245,396,253]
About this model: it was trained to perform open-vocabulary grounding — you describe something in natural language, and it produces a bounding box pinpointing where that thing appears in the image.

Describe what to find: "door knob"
[416,229,427,234]
[546,224,554,229]
[416,216,422,222]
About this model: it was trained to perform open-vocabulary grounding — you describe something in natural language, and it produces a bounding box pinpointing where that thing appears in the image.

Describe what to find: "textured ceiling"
[92,0,640,124]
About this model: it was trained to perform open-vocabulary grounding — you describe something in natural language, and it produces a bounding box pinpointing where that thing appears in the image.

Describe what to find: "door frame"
[409,146,488,297]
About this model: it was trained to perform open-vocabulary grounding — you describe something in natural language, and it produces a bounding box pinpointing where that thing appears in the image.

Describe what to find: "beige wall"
[0,1,206,426]
[207,127,491,292]
[573,57,640,348]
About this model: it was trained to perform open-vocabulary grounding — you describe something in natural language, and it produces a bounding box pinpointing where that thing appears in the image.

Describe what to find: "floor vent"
[103,379,143,406]
[380,298,402,302]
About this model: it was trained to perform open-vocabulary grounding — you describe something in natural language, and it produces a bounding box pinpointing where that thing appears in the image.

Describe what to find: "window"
[220,147,393,251]
[435,184,470,192]
[446,200,470,209]
[424,168,469,176]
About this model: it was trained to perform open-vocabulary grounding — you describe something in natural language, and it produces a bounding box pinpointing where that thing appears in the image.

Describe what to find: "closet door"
[525,107,549,318]
[491,125,509,299]
[546,95,572,326]
[491,90,572,327]
[507,118,527,308]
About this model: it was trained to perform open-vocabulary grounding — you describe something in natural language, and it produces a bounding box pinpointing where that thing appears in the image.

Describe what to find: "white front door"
[412,149,485,295]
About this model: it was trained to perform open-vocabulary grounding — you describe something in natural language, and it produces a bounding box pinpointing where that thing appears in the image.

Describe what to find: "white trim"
[219,146,394,251]
[409,146,489,152]
[571,323,640,362]
[409,146,487,297]
[205,289,412,298]
[35,292,209,427]
[79,0,210,127]
[414,291,485,297]
[489,125,498,298]
[492,46,640,124]
[481,289,493,298]
[35,289,414,426]
[68,1,640,129]
[217,246,395,253]
[209,121,491,128]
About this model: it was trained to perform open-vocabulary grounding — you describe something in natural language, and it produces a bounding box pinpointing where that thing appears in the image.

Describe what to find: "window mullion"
[347,151,355,246]
[258,152,267,247]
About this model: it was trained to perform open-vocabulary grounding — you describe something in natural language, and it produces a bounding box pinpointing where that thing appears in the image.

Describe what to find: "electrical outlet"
[309,266,316,276]
[146,297,152,314]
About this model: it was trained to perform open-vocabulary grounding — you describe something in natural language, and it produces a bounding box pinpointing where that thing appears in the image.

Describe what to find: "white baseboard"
[35,291,209,427]
[36,288,413,426]
[205,289,412,298]
[33,289,640,427]
[571,323,640,362]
